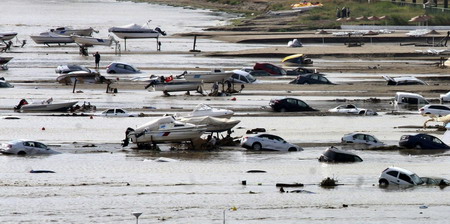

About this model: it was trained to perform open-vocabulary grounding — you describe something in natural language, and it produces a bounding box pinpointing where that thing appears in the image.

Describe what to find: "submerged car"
[229,70,258,83]
[318,146,363,163]
[289,73,334,85]
[328,104,377,115]
[253,62,287,76]
[440,91,450,103]
[94,108,140,117]
[269,97,318,112]
[341,133,385,147]
[382,75,428,85]
[286,67,316,76]
[55,64,91,74]
[0,140,60,155]
[106,62,141,74]
[241,133,303,151]
[399,133,450,150]
[379,167,424,186]
[240,67,271,77]
[419,104,450,117]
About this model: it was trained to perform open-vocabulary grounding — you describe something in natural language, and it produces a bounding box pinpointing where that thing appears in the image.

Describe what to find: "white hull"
[52,27,96,36]
[111,31,159,39]
[30,33,74,45]
[72,36,113,46]
[20,101,78,112]
[184,71,232,83]
[179,116,240,133]
[0,32,18,41]
[154,82,202,92]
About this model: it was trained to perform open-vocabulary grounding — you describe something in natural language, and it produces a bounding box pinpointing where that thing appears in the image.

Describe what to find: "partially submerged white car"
[341,133,385,147]
[440,91,450,103]
[240,133,303,151]
[328,104,377,115]
[0,140,60,155]
[379,167,424,186]
[94,108,140,117]
[419,104,450,117]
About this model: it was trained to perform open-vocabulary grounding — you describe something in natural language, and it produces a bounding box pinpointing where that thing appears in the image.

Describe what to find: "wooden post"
[189,35,201,52]
[72,78,78,93]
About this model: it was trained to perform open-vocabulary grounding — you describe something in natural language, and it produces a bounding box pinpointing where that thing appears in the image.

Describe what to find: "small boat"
[0,56,13,70]
[14,98,78,112]
[287,39,302,47]
[124,116,206,146]
[51,27,97,36]
[0,31,18,41]
[30,32,74,45]
[145,79,203,95]
[72,35,118,47]
[183,69,233,83]
[281,54,313,64]
[56,71,104,84]
[185,104,234,119]
[108,22,166,39]
[178,116,240,133]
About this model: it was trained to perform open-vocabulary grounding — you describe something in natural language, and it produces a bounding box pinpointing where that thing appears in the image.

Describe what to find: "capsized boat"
[124,116,206,145]
[0,31,18,41]
[72,35,118,47]
[51,27,97,36]
[108,22,166,39]
[178,116,240,133]
[183,69,233,83]
[14,98,78,112]
[30,32,74,45]
[185,103,234,119]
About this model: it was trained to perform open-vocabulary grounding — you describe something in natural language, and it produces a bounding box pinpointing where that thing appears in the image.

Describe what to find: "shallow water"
[1,1,450,223]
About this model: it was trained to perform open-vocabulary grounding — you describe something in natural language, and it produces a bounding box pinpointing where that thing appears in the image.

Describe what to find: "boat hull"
[53,27,95,36]
[20,101,78,112]
[72,36,113,46]
[0,57,13,65]
[130,129,205,144]
[56,71,102,84]
[0,32,18,41]
[153,82,203,93]
[184,72,232,83]
[30,35,74,45]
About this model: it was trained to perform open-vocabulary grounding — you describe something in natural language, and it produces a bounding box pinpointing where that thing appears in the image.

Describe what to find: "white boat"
[186,104,234,119]
[145,79,203,94]
[108,23,166,39]
[30,32,74,45]
[0,31,18,41]
[125,116,206,145]
[51,27,97,36]
[178,116,240,133]
[56,71,104,84]
[72,35,118,47]
[184,69,233,83]
[14,98,78,112]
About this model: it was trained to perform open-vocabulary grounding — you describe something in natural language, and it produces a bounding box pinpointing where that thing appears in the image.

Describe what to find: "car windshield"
[246,74,256,82]
[411,174,424,185]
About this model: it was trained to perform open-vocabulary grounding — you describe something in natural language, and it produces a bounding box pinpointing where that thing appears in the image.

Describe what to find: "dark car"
[318,146,363,163]
[286,67,315,76]
[269,97,318,112]
[253,63,287,76]
[399,134,450,150]
[289,73,335,85]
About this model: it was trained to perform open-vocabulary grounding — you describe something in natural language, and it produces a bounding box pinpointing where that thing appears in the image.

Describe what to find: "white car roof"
[385,167,416,176]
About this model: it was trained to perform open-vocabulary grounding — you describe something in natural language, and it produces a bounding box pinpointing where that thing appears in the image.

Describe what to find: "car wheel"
[109,70,116,74]
[288,147,297,152]
[17,151,26,156]
[359,110,365,115]
[379,179,389,186]
[280,108,287,112]
[252,143,262,150]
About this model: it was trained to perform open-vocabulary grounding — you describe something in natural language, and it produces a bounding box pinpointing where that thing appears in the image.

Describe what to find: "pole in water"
[132,212,142,224]
[190,35,201,52]
[72,78,78,93]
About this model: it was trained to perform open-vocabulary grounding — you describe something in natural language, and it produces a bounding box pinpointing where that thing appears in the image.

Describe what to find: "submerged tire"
[17,151,26,156]
[288,147,297,152]
[379,179,389,186]
[252,143,262,150]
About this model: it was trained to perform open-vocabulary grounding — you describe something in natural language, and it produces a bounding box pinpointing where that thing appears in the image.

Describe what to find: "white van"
[394,92,429,105]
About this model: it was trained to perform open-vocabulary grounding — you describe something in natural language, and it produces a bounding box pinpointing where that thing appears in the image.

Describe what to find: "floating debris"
[320,177,338,187]
[246,170,266,173]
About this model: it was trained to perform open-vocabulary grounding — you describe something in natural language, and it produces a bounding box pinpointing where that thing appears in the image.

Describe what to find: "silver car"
[55,64,91,74]
[106,62,140,74]
[240,133,303,151]
[0,140,60,155]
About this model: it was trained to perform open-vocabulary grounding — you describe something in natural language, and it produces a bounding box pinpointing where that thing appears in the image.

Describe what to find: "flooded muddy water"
[1,0,450,223]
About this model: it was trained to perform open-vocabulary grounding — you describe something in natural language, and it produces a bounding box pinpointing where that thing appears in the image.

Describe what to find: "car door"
[257,135,271,150]
[115,109,126,117]
[265,135,280,150]
[352,134,366,144]
[385,170,400,185]
[272,135,288,150]
[23,141,37,154]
